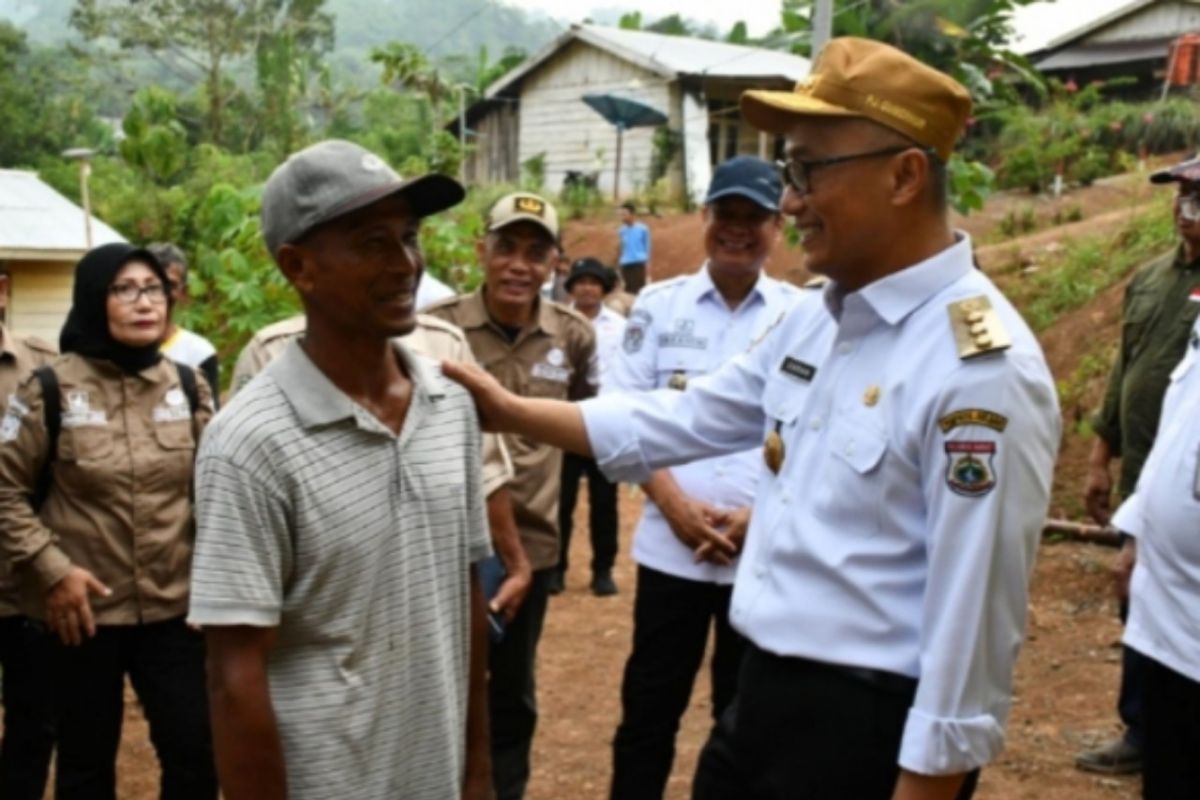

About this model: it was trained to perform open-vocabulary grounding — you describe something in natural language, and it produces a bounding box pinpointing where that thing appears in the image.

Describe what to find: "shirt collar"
[692,263,767,311]
[272,338,444,430]
[1174,243,1200,271]
[463,287,561,338]
[823,234,975,326]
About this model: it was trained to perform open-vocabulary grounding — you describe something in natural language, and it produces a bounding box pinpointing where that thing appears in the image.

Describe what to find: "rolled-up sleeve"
[899,352,1061,774]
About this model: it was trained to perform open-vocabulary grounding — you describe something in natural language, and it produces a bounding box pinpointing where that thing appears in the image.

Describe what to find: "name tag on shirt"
[780,356,817,383]
[531,363,571,383]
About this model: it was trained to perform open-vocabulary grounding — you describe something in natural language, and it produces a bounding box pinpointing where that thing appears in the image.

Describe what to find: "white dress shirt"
[416,272,456,310]
[1112,317,1200,684]
[585,304,628,389]
[604,266,800,583]
[581,235,1061,775]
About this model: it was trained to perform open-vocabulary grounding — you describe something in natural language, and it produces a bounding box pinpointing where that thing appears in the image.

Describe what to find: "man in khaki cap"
[426,191,597,800]
[438,38,1059,800]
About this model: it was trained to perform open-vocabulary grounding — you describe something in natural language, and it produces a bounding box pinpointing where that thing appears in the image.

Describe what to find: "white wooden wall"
[8,261,73,344]
[518,40,674,197]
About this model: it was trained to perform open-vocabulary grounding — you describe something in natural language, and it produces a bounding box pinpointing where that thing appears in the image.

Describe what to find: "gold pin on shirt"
[863,384,881,407]
[764,421,785,474]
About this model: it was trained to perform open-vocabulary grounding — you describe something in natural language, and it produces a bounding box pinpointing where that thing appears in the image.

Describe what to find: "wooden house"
[448,24,811,203]
[0,169,125,342]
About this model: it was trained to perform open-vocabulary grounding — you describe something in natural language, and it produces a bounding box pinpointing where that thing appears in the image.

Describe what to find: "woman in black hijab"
[0,242,218,799]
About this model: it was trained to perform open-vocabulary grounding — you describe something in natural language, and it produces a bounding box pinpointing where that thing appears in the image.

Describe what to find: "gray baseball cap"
[261,139,465,256]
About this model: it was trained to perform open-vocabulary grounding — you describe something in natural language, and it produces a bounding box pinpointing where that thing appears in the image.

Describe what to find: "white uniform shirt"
[1112,317,1200,684]
[416,272,455,310]
[605,267,800,583]
[586,304,628,389]
[582,235,1060,774]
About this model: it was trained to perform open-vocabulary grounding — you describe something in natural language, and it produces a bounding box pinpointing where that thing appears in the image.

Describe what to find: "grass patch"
[1006,197,1176,331]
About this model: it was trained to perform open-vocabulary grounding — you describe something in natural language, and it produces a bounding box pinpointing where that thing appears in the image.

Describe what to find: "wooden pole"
[1041,519,1122,547]
[613,125,624,201]
[812,0,834,57]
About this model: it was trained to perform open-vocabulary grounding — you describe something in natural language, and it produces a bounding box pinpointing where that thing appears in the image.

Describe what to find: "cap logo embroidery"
[360,154,385,172]
[863,94,927,131]
[515,196,545,216]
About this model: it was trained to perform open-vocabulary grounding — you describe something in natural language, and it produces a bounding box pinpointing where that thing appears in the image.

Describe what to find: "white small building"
[0,169,125,342]
[449,24,811,203]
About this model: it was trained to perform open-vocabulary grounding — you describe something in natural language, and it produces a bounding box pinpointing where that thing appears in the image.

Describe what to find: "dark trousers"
[610,566,745,800]
[558,453,619,576]
[490,568,553,800]
[692,645,980,800]
[1118,598,1145,748]
[50,617,217,800]
[0,615,55,800]
[622,262,647,293]
[1141,650,1200,799]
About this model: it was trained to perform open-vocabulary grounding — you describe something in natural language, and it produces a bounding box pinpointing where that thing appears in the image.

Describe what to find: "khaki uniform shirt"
[230,314,513,496]
[0,354,214,624]
[426,291,598,570]
[1094,246,1200,497]
[0,326,57,616]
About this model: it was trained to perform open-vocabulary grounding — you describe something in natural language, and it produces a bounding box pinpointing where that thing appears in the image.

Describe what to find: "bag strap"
[174,362,199,416]
[32,367,61,511]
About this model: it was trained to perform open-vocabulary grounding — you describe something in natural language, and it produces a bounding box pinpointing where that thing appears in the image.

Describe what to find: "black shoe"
[1075,735,1142,775]
[548,570,565,595]
[591,571,618,596]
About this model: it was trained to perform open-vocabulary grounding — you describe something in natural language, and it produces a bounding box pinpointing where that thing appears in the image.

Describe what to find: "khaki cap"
[741,37,972,162]
[487,192,560,240]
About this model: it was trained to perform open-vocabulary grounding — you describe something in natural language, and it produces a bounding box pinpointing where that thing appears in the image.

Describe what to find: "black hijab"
[60,242,172,375]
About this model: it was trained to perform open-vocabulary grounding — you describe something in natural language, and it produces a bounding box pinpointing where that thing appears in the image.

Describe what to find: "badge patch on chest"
[153,388,192,423]
[0,394,27,443]
[531,362,571,383]
[944,441,997,497]
[62,390,106,428]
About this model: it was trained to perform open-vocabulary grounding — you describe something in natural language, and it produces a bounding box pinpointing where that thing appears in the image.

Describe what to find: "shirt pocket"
[811,412,888,530]
[152,422,197,488]
[761,374,805,426]
[58,426,115,462]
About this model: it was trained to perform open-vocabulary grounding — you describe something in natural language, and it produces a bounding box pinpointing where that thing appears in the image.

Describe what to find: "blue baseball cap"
[704,156,783,212]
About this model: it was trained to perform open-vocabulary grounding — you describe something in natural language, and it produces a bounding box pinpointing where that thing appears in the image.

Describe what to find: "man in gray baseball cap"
[190,141,496,799]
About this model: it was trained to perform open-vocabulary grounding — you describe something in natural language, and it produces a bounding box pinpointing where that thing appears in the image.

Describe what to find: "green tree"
[69,0,333,145]
[0,22,111,167]
[120,86,189,185]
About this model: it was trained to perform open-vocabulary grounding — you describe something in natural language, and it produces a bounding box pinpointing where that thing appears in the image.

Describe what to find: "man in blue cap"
[604,155,801,799]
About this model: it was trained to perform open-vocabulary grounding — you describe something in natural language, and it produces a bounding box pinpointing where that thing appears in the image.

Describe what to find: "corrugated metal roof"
[484,23,810,100]
[0,169,125,259]
[1036,36,1174,69]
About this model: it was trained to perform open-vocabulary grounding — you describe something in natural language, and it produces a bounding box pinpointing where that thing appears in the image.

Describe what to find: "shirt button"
[809,417,822,430]
[837,341,852,354]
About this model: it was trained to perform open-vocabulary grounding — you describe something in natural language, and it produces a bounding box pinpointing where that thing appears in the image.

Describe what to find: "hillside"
[0,0,561,84]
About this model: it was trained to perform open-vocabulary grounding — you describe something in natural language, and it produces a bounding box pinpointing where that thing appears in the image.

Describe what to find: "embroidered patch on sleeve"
[938,408,1008,433]
[945,440,997,497]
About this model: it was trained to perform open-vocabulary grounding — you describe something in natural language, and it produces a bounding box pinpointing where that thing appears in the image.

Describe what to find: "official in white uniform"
[1110,317,1200,799]
[441,38,1061,800]
[606,156,800,800]
[554,258,627,596]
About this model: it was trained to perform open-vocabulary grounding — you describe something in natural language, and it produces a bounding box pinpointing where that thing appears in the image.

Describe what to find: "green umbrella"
[582,93,669,200]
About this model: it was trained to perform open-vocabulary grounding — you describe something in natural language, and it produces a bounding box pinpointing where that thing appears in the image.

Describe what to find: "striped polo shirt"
[188,339,491,799]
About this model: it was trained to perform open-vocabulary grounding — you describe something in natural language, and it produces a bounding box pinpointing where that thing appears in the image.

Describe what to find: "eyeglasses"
[108,282,168,305]
[776,145,934,196]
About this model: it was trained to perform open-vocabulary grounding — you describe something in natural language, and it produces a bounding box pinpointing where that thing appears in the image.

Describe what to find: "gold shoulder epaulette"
[803,276,828,290]
[948,295,1011,360]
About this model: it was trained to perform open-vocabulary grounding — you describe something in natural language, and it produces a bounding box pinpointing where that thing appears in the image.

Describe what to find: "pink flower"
[1144,112,1155,124]
[1064,79,1078,92]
